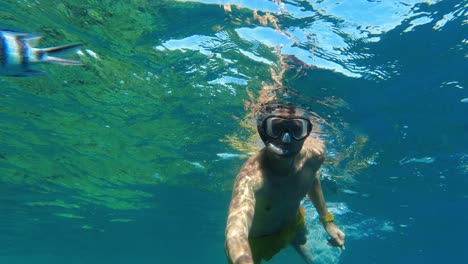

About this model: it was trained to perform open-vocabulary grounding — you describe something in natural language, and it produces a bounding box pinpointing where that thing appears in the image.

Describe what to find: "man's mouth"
[267,142,289,155]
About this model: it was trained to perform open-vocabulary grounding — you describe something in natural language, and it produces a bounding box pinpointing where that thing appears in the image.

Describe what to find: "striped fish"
[0,29,83,77]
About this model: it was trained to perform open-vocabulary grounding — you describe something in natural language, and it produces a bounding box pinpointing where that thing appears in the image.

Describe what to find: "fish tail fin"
[39,42,84,65]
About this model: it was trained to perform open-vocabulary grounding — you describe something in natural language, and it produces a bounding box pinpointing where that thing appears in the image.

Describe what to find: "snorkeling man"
[225,103,345,264]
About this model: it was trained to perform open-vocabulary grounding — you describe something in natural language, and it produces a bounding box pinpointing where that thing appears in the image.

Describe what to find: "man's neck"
[263,148,299,175]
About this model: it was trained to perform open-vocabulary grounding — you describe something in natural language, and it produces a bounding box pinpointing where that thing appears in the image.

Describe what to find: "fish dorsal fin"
[1,29,29,37]
[23,36,42,47]
[1,29,41,46]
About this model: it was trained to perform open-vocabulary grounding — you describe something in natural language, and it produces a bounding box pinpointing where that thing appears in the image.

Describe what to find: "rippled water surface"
[1,0,467,263]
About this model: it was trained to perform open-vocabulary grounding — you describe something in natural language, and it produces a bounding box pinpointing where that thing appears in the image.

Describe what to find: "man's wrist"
[319,212,335,225]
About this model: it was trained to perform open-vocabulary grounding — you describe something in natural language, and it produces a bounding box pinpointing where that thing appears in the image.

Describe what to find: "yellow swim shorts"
[249,207,306,261]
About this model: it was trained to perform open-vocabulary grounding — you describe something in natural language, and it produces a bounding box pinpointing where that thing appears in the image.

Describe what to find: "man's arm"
[307,172,346,249]
[307,172,329,216]
[225,172,257,264]
[305,143,328,216]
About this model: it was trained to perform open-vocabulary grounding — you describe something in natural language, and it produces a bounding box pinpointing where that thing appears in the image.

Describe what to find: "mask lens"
[265,117,311,140]
[290,119,307,139]
[266,117,283,138]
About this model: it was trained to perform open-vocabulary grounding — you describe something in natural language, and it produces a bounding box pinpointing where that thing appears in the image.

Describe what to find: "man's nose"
[282,132,291,143]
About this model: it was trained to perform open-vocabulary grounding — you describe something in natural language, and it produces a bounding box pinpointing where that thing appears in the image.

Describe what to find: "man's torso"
[245,138,324,237]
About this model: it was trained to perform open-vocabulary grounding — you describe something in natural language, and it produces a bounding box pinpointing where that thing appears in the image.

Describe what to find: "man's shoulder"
[235,154,264,188]
[303,136,325,161]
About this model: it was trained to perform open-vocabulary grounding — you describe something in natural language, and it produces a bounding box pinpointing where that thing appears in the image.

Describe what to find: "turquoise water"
[1,0,467,263]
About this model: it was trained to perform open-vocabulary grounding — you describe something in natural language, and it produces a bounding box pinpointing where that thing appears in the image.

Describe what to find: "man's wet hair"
[257,102,312,120]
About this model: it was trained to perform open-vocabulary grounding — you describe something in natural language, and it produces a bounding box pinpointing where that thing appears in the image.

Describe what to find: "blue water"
[1,0,467,263]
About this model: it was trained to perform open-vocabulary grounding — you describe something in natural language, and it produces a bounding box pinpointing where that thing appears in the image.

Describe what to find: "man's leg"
[291,229,313,264]
[292,242,313,264]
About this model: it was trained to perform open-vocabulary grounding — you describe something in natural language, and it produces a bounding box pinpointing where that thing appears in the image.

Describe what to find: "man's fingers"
[327,236,346,250]
[327,238,340,247]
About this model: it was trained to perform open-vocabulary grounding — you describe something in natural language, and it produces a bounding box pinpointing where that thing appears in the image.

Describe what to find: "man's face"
[261,108,311,157]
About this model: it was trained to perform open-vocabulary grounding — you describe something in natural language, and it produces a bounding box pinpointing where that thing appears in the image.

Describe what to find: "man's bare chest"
[249,170,314,236]
[258,170,314,205]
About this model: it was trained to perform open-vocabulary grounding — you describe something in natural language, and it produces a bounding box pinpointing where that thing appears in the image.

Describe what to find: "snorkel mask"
[257,104,312,156]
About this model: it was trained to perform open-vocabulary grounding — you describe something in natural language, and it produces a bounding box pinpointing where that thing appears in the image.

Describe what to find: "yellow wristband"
[320,212,334,224]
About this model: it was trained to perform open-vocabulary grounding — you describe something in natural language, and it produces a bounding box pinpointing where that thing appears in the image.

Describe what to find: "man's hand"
[324,223,346,250]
